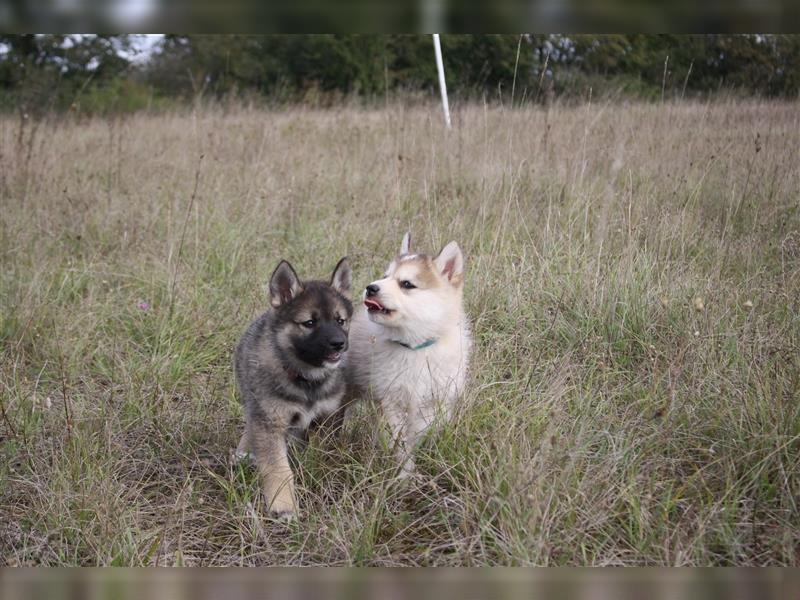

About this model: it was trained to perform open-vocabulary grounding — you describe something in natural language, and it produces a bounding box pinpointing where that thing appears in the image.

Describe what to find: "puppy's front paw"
[394,454,417,482]
[269,509,297,523]
[265,488,298,519]
[231,449,253,465]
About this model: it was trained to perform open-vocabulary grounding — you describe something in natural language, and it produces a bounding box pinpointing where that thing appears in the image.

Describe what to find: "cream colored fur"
[347,234,471,477]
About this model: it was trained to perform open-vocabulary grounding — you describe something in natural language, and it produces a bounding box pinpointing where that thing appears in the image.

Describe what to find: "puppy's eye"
[301,319,316,328]
[336,317,346,326]
[399,280,416,290]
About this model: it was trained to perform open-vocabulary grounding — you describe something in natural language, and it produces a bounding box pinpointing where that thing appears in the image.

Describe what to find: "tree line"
[1,34,799,114]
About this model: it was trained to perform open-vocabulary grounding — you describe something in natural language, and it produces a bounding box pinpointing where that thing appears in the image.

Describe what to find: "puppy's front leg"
[233,430,252,463]
[383,398,417,480]
[249,422,297,517]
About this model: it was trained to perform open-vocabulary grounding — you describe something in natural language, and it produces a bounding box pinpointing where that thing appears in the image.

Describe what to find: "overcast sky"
[126,34,163,63]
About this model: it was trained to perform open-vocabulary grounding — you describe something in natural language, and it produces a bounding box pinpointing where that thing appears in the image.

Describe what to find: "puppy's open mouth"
[364,298,392,315]
[325,352,342,363]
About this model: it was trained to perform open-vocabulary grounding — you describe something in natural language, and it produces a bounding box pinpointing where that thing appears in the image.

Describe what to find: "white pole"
[432,34,451,129]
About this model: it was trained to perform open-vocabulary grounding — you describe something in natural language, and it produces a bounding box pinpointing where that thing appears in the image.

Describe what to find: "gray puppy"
[234,258,352,517]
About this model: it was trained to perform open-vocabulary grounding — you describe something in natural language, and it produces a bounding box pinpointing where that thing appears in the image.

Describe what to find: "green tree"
[0,35,133,111]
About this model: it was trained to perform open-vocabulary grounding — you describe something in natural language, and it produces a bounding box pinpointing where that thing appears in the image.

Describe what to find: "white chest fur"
[349,309,472,436]
[296,395,342,430]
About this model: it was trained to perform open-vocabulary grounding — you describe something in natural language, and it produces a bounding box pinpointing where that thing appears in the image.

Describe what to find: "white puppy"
[347,233,472,477]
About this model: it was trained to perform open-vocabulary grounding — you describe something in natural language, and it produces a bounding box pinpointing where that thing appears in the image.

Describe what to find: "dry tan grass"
[1,98,798,565]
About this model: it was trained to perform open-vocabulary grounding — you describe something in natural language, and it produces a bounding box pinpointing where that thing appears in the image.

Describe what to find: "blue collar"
[393,338,437,351]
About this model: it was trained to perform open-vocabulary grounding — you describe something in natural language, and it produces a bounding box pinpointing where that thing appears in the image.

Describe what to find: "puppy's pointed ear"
[400,231,411,255]
[330,257,351,297]
[269,260,303,307]
[433,241,464,286]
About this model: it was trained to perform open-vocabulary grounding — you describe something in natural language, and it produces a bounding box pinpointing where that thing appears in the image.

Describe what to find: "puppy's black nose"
[329,340,345,351]
[366,284,380,297]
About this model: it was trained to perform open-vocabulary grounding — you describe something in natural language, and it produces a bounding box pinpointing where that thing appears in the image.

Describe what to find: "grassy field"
[1,99,798,566]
